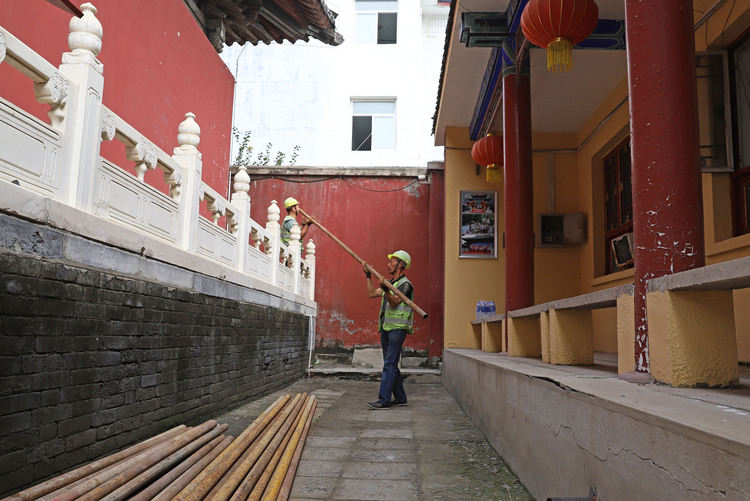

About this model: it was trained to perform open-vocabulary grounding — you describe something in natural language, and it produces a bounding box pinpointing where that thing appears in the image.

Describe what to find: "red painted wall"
[0,0,234,194]
[248,173,445,360]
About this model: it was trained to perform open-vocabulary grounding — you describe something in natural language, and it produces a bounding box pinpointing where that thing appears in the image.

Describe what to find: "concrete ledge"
[647,256,750,292]
[443,348,750,500]
[470,313,505,325]
[507,284,633,319]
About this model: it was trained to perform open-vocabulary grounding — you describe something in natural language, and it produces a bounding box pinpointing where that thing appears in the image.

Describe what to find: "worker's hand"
[362,262,372,278]
[379,277,388,289]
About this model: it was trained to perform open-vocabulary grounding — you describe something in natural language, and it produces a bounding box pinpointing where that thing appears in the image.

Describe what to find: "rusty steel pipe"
[297,208,428,319]
[230,395,307,501]
[131,434,229,501]
[276,398,317,501]
[40,426,198,501]
[5,425,187,501]
[151,435,233,501]
[173,395,291,501]
[249,396,314,501]
[101,423,229,501]
[213,394,306,501]
[205,422,275,500]
[267,396,317,501]
[246,414,297,501]
[64,421,219,501]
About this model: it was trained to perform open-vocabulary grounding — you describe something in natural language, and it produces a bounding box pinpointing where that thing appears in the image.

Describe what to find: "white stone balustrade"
[0,6,315,301]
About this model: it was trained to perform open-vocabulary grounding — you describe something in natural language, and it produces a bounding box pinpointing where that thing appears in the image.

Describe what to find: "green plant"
[231,127,299,166]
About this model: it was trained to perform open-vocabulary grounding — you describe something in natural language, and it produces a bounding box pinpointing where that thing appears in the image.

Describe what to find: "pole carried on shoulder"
[298,208,428,319]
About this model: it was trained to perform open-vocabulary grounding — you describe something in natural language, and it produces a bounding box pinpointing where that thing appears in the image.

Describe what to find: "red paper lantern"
[471,133,503,183]
[520,0,599,72]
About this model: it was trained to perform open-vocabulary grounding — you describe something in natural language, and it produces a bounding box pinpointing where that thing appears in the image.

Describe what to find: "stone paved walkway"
[215,376,533,501]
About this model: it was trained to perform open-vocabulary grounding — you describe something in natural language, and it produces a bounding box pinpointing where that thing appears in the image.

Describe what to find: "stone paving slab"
[214,377,533,501]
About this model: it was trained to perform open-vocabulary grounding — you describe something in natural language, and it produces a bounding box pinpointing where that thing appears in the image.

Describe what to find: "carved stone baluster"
[100,108,115,142]
[34,72,70,130]
[227,210,239,235]
[163,168,183,200]
[64,3,103,71]
[250,227,261,249]
[233,165,250,196]
[305,239,316,300]
[207,198,226,225]
[126,139,157,181]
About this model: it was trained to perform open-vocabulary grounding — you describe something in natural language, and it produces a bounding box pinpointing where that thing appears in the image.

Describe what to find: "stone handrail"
[0,3,315,301]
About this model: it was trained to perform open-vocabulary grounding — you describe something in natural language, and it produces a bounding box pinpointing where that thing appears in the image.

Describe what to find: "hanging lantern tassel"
[486,164,503,183]
[471,133,504,184]
[547,37,573,72]
[520,0,599,73]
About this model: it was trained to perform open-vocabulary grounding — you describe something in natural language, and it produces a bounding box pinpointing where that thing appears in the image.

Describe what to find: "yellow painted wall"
[444,127,505,349]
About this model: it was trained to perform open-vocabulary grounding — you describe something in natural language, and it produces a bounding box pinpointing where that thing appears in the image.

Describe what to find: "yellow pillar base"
[549,309,593,365]
[541,311,551,363]
[508,317,541,358]
[647,290,738,387]
[617,294,635,374]
[481,321,503,353]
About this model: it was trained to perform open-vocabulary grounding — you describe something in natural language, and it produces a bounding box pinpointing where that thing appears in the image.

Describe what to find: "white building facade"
[221,0,449,168]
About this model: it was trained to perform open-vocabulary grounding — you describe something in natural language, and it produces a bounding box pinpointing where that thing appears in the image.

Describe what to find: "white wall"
[221,0,448,168]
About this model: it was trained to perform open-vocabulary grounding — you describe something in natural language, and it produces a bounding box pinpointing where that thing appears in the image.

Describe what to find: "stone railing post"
[230,165,251,274]
[265,200,281,287]
[57,2,104,210]
[289,223,302,293]
[171,112,202,253]
[305,239,316,301]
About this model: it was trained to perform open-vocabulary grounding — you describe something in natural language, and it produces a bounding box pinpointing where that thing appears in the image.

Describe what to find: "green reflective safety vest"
[281,215,297,245]
[378,276,414,334]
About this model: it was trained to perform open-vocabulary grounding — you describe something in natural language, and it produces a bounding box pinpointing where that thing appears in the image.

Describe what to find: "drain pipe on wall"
[307,314,316,375]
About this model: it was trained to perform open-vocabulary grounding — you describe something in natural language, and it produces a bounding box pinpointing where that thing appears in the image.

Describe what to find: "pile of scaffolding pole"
[2,393,317,501]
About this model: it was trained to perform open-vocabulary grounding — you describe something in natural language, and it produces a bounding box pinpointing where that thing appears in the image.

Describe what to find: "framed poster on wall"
[459,190,497,258]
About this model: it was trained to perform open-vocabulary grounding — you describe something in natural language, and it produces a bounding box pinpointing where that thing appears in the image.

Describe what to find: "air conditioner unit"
[537,213,586,247]
[611,232,635,270]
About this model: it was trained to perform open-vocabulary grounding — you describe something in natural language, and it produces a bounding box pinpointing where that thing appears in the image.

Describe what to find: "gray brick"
[66,429,97,451]
[0,449,26,475]
[58,414,90,437]
[32,371,70,391]
[0,412,31,433]
[28,438,65,462]
[90,408,118,427]
[0,393,40,416]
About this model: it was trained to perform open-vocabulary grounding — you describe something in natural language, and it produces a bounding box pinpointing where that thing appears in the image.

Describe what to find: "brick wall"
[0,223,309,495]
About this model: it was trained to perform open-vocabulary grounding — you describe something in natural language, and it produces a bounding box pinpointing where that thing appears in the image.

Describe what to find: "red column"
[625,0,705,372]
[503,71,534,313]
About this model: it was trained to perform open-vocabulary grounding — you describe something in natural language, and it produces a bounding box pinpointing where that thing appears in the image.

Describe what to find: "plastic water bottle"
[481,301,489,319]
[476,301,482,320]
[488,301,496,317]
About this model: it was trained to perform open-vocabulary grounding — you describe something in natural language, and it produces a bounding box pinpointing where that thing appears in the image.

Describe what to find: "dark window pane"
[605,158,617,231]
[352,116,372,151]
[620,142,632,224]
[378,13,397,44]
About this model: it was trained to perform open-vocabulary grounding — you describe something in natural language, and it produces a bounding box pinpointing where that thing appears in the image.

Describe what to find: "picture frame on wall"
[459,190,497,258]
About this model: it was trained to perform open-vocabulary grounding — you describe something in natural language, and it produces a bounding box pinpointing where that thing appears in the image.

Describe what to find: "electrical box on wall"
[537,213,586,247]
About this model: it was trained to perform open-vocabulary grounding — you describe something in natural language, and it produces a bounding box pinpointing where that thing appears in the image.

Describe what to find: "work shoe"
[367,401,390,410]
[390,399,408,407]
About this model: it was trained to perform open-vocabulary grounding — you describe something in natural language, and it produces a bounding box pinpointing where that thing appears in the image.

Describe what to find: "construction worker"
[281,197,314,245]
[362,250,414,410]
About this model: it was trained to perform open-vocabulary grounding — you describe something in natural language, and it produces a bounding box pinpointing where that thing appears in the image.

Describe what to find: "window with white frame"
[355,0,397,45]
[351,100,396,151]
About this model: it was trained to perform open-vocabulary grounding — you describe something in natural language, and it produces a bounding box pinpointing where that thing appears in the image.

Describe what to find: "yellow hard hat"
[283,197,299,209]
[388,250,411,269]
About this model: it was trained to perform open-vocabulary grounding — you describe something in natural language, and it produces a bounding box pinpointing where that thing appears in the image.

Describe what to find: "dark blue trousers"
[378,329,408,405]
